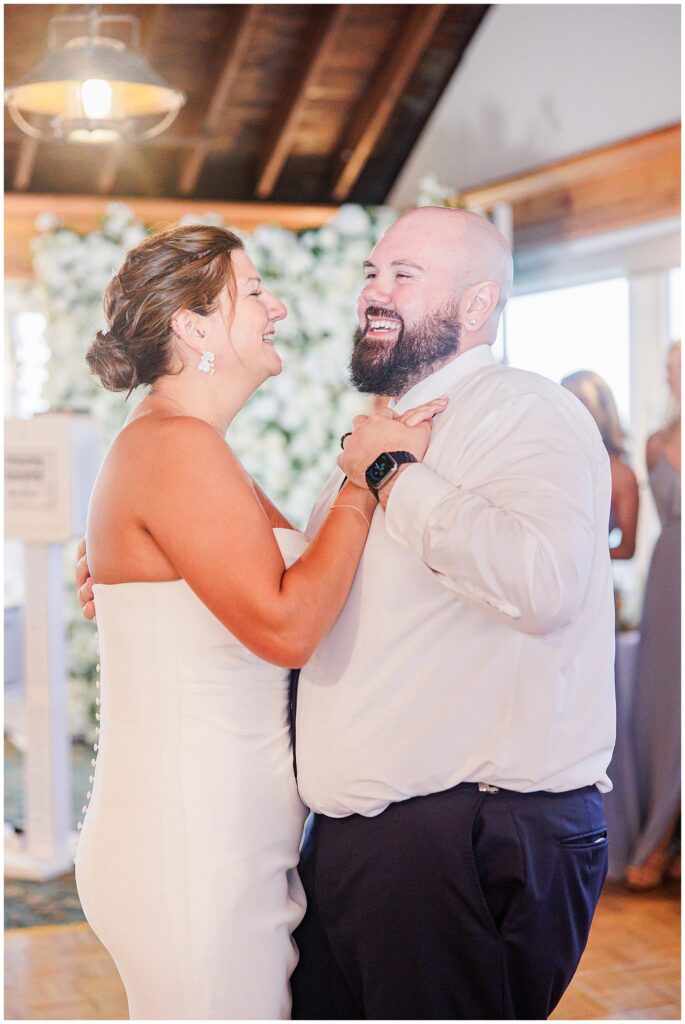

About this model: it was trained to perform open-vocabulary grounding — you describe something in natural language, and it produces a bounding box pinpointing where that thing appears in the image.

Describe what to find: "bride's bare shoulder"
[113,412,235,461]
[98,414,242,499]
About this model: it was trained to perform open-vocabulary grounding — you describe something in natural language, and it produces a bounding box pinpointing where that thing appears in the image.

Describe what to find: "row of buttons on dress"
[74,640,101,859]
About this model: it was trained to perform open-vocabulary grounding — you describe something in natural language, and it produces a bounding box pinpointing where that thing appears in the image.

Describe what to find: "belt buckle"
[478,783,500,794]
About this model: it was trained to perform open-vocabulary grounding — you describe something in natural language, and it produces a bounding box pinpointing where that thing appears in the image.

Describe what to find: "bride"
[74,223,443,1020]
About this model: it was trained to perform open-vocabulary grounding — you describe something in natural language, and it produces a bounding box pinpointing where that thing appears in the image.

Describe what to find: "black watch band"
[365,450,417,494]
[388,451,418,467]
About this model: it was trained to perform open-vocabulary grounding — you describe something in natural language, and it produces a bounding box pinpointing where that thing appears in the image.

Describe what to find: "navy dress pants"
[290,782,608,1020]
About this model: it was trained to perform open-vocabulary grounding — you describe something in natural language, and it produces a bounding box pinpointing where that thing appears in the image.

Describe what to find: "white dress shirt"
[296,344,616,818]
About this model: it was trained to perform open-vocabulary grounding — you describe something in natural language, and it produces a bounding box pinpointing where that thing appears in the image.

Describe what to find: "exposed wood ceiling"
[4,4,488,205]
[7,123,678,278]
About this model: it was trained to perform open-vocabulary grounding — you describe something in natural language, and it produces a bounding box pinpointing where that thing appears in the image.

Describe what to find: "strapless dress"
[75,528,308,1020]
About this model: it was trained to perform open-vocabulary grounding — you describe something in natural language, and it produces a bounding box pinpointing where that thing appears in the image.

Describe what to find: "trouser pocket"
[470,795,526,936]
[559,827,608,850]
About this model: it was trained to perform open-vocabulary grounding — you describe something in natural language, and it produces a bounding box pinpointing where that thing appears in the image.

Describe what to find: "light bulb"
[80,79,113,120]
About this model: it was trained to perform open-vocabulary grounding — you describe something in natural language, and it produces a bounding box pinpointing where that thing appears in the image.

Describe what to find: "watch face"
[366,452,396,487]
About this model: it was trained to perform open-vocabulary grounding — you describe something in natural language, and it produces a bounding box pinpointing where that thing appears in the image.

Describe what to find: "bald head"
[391,207,512,309]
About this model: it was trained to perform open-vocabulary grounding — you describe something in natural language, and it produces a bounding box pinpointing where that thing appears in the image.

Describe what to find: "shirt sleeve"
[384,392,607,635]
[304,466,346,541]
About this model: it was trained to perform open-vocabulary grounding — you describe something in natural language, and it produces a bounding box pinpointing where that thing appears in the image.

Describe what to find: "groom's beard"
[349,301,461,398]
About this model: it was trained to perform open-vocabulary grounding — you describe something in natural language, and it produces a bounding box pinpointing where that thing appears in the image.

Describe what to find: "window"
[10,310,50,419]
[5,308,49,607]
[503,278,631,426]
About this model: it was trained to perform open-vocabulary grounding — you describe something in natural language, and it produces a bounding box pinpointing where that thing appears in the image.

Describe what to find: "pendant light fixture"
[5,6,186,144]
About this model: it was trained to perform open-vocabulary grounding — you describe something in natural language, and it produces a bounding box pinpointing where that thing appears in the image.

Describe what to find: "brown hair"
[561,370,627,455]
[86,224,244,394]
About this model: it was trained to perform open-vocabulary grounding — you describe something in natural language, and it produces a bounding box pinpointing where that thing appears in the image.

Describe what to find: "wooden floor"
[4,882,680,1020]
[551,881,680,1020]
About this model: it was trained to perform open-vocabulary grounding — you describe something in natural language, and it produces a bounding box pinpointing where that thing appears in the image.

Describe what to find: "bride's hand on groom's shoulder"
[338,397,448,487]
[75,536,96,621]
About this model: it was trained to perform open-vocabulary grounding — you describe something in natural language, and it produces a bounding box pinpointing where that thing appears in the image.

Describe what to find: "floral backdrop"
[29,200,403,519]
[22,196,430,737]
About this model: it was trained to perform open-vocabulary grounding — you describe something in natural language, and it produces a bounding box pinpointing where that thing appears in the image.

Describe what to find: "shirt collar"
[390,344,496,415]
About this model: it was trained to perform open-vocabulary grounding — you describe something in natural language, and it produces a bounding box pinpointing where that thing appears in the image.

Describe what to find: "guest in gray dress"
[626,341,681,890]
[561,371,639,567]
[562,371,640,880]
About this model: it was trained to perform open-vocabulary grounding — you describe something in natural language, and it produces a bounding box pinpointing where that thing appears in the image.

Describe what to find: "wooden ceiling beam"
[331,4,447,202]
[13,140,40,192]
[255,5,349,199]
[456,124,681,251]
[96,144,126,194]
[94,5,167,194]
[178,5,262,196]
[456,124,682,209]
[137,3,168,53]
[5,192,338,279]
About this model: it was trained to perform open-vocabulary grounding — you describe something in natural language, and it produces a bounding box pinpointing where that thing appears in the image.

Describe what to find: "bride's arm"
[250,478,295,530]
[137,409,439,668]
[138,416,375,667]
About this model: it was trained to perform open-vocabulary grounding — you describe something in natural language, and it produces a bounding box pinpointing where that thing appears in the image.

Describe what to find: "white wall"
[391,3,681,207]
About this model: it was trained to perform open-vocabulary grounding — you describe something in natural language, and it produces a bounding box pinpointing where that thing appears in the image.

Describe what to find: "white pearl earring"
[198,350,215,375]
[468,319,476,326]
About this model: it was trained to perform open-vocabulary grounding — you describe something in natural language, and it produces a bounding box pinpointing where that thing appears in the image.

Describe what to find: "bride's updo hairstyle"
[86,224,244,395]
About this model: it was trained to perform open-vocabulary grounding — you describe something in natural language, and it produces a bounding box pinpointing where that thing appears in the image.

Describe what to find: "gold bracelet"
[329,504,372,529]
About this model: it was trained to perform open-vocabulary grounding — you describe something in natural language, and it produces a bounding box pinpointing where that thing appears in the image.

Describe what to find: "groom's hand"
[75,537,96,621]
[338,399,447,491]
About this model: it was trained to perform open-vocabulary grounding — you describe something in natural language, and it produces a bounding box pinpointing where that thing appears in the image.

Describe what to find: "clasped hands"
[339,396,448,508]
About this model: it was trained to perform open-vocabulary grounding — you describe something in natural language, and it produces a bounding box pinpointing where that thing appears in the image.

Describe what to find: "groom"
[288,207,614,1019]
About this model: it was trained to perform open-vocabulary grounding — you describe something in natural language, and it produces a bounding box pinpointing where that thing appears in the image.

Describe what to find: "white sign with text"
[5,413,100,543]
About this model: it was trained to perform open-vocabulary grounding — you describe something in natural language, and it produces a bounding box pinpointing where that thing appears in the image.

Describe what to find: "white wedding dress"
[75,528,308,1020]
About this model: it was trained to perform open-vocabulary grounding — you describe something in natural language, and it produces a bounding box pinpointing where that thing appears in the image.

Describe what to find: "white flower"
[35,211,62,232]
[341,237,374,267]
[416,175,455,208]
[179,211,226,228]
[370,206,398,233]
[102,202,137,238]
[311,225,339,251]
[121,224,147,250]
[248,224,297,269]
[332,205,372,237]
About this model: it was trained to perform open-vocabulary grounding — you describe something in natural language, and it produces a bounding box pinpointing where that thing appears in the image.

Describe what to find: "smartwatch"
[365,451,417,495]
